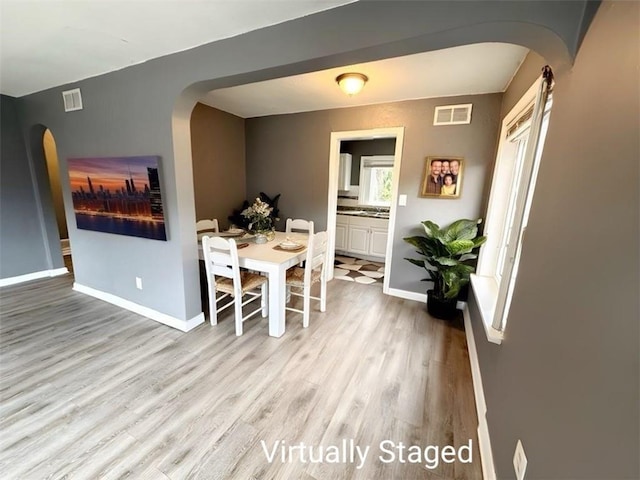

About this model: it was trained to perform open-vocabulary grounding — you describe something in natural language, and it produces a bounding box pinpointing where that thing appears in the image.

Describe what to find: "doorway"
[42,129,72,270]
[326,127,404,295]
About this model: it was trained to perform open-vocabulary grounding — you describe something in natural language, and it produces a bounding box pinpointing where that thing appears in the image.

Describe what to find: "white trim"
[386,287,427,303]
[325,127,405,298]
[463,304,497,480]
[0,267,68,287]
[477,80,539,277]
[385,288,468,313]
[470,274,504,345]
[72,282,205,332]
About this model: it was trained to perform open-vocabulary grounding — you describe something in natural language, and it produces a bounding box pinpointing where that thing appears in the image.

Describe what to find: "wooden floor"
[0,267,481,480]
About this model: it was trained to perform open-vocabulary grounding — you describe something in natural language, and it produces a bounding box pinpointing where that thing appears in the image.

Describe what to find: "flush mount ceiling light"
[336,72,368,96]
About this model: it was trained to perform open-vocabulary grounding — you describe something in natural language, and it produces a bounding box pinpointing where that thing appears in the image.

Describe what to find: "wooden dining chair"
[285,218,314,235]
[286,219,313,266]
[201,235,268,336]
[285,231,328,328]
[197,219,219,241]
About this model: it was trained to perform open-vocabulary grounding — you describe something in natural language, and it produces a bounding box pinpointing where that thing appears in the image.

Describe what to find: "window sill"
[470,274,504,345]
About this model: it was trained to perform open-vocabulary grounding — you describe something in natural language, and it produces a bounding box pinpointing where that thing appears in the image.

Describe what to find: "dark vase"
[426,289,459,320]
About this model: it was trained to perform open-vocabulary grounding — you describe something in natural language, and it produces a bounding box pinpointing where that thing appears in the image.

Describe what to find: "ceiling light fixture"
[336,72,368,96]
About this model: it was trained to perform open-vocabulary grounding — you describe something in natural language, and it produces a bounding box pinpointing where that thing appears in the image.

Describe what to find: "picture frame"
[419,156,464,198]
[67,155,167,240]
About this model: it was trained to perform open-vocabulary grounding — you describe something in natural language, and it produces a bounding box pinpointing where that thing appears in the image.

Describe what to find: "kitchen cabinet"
[335,215,348,251]
[338,153,352,191]
[347,224,370,255]
[370,226,389,257]
[335,214,388,258]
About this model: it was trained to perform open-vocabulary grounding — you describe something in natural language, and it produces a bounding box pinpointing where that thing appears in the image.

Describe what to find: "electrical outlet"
[135,277,143,290]
[513,440,527,480]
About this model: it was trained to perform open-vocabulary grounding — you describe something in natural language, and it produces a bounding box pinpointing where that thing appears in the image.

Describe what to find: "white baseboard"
[0,267,68,287]
[463,304,496,480]
[72,282,205,332]
[385,288,467,313]
[386,287,427,303]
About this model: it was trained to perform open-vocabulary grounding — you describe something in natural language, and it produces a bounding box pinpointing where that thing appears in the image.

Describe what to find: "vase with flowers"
[242,197,276,243]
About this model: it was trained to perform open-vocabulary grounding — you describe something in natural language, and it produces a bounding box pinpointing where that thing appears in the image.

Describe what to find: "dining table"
[198,231,308,337]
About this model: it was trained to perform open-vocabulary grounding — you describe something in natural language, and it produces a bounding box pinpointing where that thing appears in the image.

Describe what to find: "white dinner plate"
[279,242,302,250]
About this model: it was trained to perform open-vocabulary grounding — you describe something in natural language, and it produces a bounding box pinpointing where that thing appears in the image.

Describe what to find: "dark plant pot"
[427,290,459,320]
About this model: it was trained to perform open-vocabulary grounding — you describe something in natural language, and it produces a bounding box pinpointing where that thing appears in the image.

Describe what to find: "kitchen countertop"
[337,209,390,219]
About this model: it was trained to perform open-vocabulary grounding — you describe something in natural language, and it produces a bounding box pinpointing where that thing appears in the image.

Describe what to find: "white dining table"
[198,231,308,337]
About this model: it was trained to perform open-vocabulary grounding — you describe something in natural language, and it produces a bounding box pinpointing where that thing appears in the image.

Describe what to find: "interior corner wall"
[245,93,502,293]
[469,1,639,477]
[190,103,246,230]
[0,95,52,279]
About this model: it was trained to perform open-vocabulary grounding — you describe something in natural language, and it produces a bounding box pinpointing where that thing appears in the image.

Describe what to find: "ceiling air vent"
[62,88,83,112]
[433,103,472,126]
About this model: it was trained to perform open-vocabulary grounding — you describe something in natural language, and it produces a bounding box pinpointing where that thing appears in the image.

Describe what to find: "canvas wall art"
[68,155,167,240]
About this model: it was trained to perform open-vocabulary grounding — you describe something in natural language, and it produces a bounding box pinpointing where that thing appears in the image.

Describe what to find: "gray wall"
[10,1,595,321]
[341,138,397,186]
[470,1,639,477]
[0,95,59,278]
[245,94,503,293]
[191,103,246,230]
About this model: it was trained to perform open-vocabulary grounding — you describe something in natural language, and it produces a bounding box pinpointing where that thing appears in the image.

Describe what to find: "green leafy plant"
[404,219,487,300]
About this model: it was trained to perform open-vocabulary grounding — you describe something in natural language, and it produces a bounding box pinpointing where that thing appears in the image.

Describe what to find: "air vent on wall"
[433,103,472,126]
[62,88,83,112]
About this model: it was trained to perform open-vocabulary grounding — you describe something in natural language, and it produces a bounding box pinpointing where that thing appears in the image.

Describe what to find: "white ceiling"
[0,0,354,97]
[201,43,529,118]
[0,1,529,115]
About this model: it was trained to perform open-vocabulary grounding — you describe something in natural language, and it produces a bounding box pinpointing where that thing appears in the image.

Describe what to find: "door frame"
[326,127,405,294]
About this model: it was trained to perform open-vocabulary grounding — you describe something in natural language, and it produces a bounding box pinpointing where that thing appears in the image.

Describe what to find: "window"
[472,73,553,343]
[358,155,394,206]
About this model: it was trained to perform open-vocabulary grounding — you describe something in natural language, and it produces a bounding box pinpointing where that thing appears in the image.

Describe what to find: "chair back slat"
[286,218,314,234]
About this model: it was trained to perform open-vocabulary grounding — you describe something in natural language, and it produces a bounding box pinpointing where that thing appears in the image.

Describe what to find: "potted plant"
[404,218,486,320]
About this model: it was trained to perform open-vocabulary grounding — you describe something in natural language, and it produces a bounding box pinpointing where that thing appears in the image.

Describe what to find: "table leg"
[268,264,287,337]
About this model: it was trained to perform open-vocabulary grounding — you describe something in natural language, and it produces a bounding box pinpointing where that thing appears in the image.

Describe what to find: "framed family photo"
[420,156,464,198]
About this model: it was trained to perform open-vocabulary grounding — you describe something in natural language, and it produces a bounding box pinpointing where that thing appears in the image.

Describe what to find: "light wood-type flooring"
[0,267,481,480]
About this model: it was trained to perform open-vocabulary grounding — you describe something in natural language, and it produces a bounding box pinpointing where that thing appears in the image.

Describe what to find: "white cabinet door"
[335,223,348,251]
[369,227,388,258]
[348,225,369,255]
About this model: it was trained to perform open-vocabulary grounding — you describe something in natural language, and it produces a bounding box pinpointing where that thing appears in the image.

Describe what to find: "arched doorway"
[42,129,72,270]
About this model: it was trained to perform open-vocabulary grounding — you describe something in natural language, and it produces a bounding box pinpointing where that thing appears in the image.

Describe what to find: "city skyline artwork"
[67,155,167,241]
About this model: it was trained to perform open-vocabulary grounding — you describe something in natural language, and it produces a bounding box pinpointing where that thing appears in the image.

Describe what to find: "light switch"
[398,194,407,206]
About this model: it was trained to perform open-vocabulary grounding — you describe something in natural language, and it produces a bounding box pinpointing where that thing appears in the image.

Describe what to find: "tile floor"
[333,255,384,285]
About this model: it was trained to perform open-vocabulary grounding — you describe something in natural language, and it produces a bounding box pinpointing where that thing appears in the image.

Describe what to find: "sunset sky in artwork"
[68,156,160,194]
